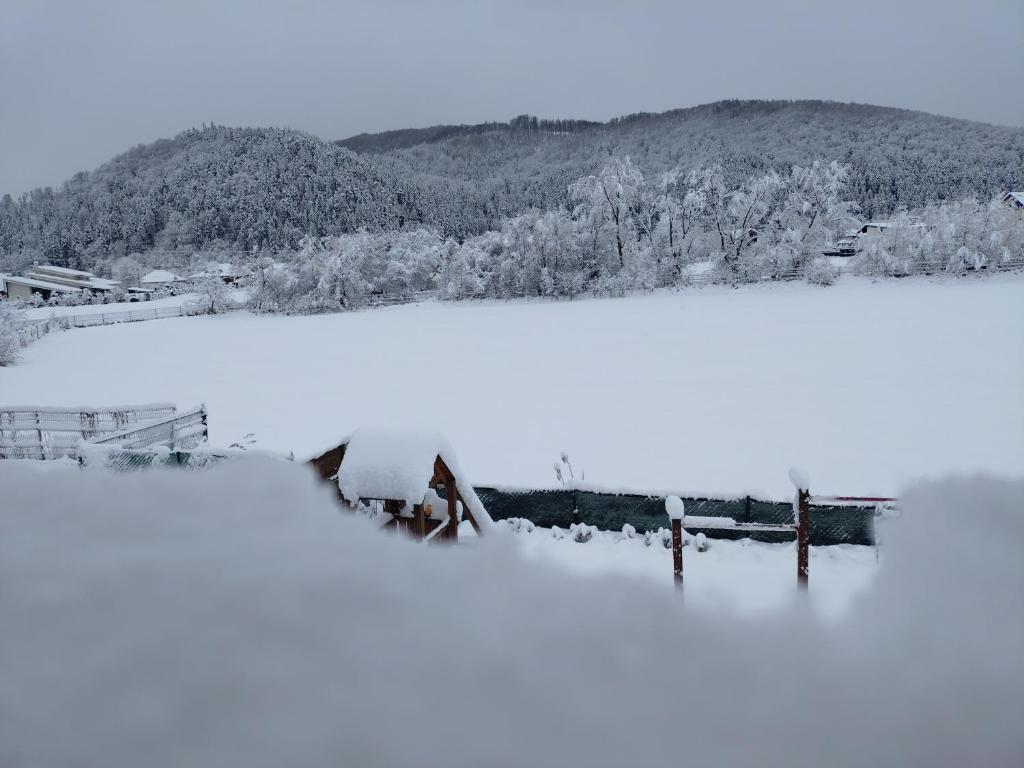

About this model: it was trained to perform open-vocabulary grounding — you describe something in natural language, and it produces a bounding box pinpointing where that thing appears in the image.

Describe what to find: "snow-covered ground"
[499,520,876,621]
[3,275,1023,497]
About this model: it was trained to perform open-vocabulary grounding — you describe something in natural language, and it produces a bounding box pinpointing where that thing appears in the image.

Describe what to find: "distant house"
[24,264,119,295]
[823,220,928,257]
[2,274,83,302]
[822,233,859,257]
[140,269,185,287]
[191,263,247,284]
[1000,191,1024,212]
[857,222,891,236]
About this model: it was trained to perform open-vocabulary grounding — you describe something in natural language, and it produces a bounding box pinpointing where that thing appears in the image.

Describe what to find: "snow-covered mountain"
[341,100,1024,230]
[2,100,1022,269]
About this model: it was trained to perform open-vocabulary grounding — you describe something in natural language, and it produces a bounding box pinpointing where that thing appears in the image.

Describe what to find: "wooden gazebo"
[308,427,490,542]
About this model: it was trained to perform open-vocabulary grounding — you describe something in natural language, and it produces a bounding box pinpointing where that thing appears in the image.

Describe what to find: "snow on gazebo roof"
[335,426,492,527]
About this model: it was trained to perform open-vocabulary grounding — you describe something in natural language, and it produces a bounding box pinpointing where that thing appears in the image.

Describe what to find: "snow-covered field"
[4,275,1023,497]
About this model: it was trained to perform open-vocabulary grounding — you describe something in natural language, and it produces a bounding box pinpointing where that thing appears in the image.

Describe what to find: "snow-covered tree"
[110,255,144,288]
[569,156,645,274]
[0,302,24,366]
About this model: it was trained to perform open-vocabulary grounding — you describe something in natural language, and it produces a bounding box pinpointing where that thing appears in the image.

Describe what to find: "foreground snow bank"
[1,460,1021,767]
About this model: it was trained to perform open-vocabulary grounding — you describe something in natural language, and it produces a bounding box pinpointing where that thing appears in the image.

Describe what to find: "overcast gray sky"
[2,0,1021,197]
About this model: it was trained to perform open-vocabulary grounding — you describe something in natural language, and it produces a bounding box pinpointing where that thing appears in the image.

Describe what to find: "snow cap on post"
[665,495,685,520]
[788,467,810,492]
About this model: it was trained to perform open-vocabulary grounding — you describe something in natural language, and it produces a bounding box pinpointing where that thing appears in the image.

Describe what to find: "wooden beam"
[445,476,458,542]
[456,489,482,534]
[412,503,427,540]
[308,442,346,481]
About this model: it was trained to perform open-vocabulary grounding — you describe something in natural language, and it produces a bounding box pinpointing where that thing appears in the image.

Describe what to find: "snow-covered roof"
[140,269,183,284]
[24,270,119,291]
[336,427,492,527]
[4,275,83,293]
[31,264,94,278]
[1003,191,1024,206]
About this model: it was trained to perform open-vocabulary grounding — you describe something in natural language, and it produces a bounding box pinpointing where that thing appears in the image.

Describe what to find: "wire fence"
[677,253,1024,288]
[11,302,206,350]
[26,303,204,329]
[90,406,208,452]
[0,403,205,459]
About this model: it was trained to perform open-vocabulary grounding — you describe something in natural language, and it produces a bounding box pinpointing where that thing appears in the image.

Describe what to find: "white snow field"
[1,459,1021,767]
[3,275,1023,497]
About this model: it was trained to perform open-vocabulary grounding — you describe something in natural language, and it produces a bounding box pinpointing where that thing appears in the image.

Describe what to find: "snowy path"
[3,275,1022,498]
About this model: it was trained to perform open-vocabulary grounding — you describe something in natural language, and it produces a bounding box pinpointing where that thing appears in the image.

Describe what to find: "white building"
[2,274,83,302]
[24,265,120,295]
[1000,191,1024,212]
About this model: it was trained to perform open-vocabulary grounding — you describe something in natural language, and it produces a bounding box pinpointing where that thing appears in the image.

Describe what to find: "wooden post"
[671,517,684,590]
[412,503,426,540]
[446,478,459,542]
[797,487,810,589]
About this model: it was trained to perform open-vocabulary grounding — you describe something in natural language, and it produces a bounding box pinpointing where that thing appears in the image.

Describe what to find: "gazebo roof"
[331,426,492,529]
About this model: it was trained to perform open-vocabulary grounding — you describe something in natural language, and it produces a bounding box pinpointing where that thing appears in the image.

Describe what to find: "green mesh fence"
[91,452,875,546]
[475,487,875,546]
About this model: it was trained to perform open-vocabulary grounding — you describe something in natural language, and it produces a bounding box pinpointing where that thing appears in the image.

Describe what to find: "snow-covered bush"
[569,522,598,544]
[805,258,839,286]
[190,278,232,315]
[0,301,23,365]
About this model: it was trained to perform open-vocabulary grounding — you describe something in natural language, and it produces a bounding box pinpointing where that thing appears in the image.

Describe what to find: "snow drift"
[0,459,1021,767]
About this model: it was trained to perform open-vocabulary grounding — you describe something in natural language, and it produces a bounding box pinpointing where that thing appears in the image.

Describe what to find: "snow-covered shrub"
[569,522,597,544]
[189,278,232,315]
[500,517,536,535]
[0,301,23,365]
[644,527,675,549]
[853,237,911,277]
[805,258,838,286]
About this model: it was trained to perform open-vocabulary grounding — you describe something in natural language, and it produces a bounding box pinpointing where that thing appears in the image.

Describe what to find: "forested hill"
[341,100,1024,226]
[0,126,423,268]
[2,101,1022,269]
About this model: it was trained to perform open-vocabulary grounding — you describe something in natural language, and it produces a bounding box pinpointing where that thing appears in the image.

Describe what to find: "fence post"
[789,468,810,590]
[666,496,685,591]
[797,487,810,589]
